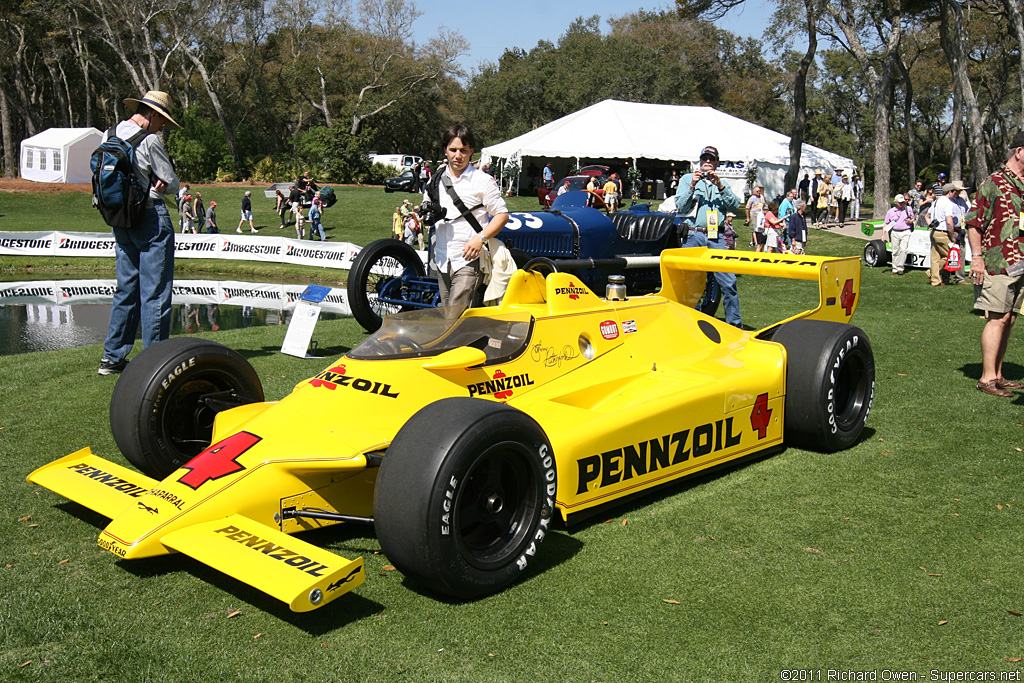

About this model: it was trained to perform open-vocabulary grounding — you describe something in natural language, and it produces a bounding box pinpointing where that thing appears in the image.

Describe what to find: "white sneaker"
[236,228,243,233]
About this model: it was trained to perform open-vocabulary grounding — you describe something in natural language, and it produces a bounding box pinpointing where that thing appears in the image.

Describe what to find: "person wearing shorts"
[967,130,1024,397]
[236,190,257,233]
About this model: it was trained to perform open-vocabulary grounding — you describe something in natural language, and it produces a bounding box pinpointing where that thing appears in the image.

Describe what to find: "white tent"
[481,100,855,199]
[20,128,103,184]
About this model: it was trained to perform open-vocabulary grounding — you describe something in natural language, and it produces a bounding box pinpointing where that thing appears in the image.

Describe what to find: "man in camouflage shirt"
[966,131,1024,397]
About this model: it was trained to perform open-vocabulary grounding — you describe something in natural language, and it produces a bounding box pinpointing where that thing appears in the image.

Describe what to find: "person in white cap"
[930,180,970,286]
[882,193,915,275]
[98,90,181,375]
[236,190,257,233]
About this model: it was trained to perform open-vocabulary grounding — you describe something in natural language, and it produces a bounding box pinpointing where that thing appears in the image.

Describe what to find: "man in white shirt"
[929,180,970,286]
[426,125,509,317]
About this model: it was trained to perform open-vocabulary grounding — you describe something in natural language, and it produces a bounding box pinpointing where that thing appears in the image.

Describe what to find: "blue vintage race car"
[347,191,718,332]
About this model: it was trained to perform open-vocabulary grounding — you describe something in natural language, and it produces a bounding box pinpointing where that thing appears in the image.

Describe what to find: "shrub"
[297,126,372,184]
[249,156,279,182]
[166,107,234,182]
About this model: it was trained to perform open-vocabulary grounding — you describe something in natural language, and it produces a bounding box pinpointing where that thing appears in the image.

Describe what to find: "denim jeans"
[102,202,175,363]
[681,228,741,328]
[310,217,325,240]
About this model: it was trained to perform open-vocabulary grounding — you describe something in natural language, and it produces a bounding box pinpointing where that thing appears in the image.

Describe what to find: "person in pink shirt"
[882,193,916,275]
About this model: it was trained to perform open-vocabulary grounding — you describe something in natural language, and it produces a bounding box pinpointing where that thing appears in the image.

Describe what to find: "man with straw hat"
[97,90,181,375]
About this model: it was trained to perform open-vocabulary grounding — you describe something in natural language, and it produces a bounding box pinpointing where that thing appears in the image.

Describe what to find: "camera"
[419,200,447,227]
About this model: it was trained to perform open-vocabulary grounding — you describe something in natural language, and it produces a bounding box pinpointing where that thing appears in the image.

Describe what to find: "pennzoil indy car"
[346,190,721,332]
[29,247,875,612]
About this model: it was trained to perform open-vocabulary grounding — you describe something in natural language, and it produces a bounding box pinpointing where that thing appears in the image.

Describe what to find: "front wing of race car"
[28,446,366,612]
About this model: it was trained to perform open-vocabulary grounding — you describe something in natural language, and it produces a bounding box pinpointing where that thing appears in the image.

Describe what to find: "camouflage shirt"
[966,165,1024,275]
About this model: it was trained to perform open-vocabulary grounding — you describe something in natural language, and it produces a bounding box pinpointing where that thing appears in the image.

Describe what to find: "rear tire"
[109,338,263,479]
[374,398,556,598]
[347,239,427,333]
[772,320,874,452]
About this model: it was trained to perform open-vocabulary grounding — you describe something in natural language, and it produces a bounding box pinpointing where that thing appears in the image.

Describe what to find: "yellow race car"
[28,247,874,612]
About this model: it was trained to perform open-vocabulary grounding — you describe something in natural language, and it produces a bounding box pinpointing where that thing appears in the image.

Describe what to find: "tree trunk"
[1001,0,1024,130]
[940,0,988,184]
[0,85,16,178]
[785,0,817,194]
[181,44,241,171]
[950,86,963,181]
[827,0,902,218]
[870,62,895,219]
[896,55,916,186]
[314,66,332,127]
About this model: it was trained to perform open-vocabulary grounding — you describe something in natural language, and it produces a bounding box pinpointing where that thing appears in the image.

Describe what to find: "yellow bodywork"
[27,248,862,610]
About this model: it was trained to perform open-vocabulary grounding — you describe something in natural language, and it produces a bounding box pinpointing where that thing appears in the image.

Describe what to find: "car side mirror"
[421,346,488,371]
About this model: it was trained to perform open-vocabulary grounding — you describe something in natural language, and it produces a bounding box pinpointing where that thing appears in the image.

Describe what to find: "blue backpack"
[91,126,151,229]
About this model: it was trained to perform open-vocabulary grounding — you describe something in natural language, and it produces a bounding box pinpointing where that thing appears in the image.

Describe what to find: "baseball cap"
[938,172,948,179]
[894,194,905,203]
[1008,131,1024,150]
[209,201,217,207]
[699,145,719,161]
[942,180,969,193]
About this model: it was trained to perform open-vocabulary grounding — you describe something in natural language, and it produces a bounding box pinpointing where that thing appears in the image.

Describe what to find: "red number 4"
[750,393,772,440]
[840,278,856,316]
[178,432,261,489]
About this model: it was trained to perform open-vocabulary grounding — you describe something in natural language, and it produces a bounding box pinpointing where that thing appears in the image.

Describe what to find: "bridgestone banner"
[0,232,56,255]
[55,232,117,257]
[0,278,352,314]
[0,231,362,270]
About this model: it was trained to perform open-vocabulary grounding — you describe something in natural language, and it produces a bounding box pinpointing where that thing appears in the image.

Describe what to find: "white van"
[368,154,422,172]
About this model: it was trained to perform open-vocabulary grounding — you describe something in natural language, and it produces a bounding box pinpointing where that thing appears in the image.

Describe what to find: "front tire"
[374,398,557,599]
[347,239,427,333]
[863,240,890,267]
[109,338,264,479]
[772,320,875,452]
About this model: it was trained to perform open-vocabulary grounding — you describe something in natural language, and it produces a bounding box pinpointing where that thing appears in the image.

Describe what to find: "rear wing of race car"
[656,247,862,326]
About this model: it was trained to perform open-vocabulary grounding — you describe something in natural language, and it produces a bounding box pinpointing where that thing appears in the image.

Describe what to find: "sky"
[412,1,772,77]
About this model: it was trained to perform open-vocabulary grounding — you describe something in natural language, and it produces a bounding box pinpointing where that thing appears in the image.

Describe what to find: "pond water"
[0,278,351,356]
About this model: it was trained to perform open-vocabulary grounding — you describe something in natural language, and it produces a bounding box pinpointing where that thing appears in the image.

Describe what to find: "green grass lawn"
[2,188,1023,680]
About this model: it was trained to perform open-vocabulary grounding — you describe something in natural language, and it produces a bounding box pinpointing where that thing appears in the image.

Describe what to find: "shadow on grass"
[121,553,386,634]
[55,500,112,529]
[959,360,1024,384]
[394,530,585,604]
[116,522,387,634]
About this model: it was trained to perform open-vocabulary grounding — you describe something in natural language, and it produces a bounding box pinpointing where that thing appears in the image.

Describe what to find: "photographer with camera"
[420,125,509,317]
[674,144,743,327]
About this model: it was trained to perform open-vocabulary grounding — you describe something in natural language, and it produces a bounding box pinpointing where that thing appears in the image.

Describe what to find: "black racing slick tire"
[109,337,264,479]
[863,239,890,268]
[347,238,426,333]
[374,398,557,599]
[772,320,875,452]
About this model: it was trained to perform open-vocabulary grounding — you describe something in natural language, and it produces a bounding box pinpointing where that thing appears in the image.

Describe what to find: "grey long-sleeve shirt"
[106,120,180,204]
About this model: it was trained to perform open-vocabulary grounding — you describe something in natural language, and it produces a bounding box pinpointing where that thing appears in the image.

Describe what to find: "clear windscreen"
[347,307,533,364]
